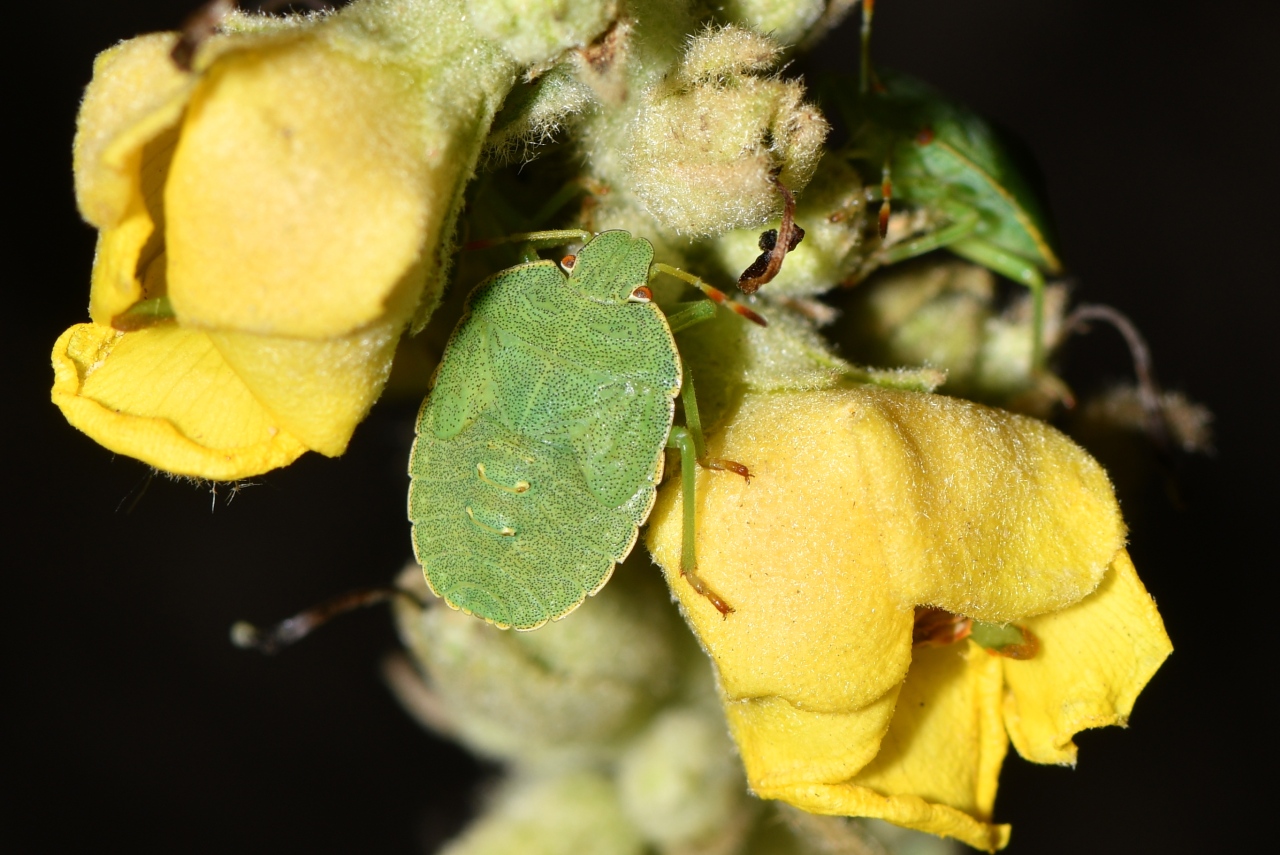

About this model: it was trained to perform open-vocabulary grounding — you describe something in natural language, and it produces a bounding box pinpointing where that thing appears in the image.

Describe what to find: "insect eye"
[915,126,935,145]
[560,255,577,272]
[628,285,653,303]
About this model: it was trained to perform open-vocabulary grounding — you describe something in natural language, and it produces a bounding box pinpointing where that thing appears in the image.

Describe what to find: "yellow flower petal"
[648,390,915,714]
[724,687,900,790]
[207,321,399,457]
[1001,549,1172,765]
[756,645,1010,851]
[73,34,194,323]
[648,387,1153,846]
[648,387,1124,715]
[74,33,192,230]
[764,782,1010,853]
[164,37,443,338]
[842,387,1125,622]
[852,645,1007,821]
[52,323,307,480]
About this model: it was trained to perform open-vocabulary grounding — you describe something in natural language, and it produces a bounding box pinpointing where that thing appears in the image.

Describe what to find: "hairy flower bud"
[620,26,827,236]
[467,0,618,64]
[391,559,685,765]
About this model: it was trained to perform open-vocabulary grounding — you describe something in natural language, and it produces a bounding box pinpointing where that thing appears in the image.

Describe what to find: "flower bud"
[467,0,618,64]
[616,707,746,847]
[440,771,645,855]
[392,558,685,765]
[836,259,1072,412]
[620,26,827,236]
[717,0,828,47]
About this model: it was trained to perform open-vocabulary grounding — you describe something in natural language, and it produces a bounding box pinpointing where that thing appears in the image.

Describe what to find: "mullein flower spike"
[51,3,1175,851]
[647,386,1171,851]
[52,0,519,479]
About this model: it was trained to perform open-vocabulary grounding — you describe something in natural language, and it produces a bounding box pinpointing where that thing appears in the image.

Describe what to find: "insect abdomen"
[409,413,653,629]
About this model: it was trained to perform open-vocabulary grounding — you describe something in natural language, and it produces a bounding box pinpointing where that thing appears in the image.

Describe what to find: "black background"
[6,1,1275,852]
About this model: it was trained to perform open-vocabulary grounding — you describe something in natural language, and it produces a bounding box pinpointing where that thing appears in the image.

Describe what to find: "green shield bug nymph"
[831,0,1063,375]
[409,230,762,630]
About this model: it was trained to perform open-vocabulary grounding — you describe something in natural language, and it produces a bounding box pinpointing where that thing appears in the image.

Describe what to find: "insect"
[831,0,1063,373]
[408,230,762,630]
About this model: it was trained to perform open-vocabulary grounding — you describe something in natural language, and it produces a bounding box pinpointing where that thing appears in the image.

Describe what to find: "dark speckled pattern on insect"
[409,232,682,630]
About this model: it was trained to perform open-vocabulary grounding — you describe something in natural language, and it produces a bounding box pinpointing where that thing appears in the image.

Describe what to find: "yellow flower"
[53,2,515,479]
[646,387,1171,851]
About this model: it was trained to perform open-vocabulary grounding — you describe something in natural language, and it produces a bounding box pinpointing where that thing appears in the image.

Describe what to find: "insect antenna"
[651,263,767,327]
[462,229,593,252]
[860,0,876,95]
[232,586,426,655]
[877,163,893,238]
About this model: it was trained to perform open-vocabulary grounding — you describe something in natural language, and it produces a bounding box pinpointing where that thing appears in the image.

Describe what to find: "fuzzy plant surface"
[51,2,1200,853]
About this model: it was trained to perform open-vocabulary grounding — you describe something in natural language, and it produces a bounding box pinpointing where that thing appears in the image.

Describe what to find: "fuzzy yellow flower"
[647,387,1171,851]
[52,1,516,479]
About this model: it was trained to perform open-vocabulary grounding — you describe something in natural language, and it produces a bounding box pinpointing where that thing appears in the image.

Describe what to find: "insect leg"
[947,237,1049,372]
[526,177,608,226]
[463,229,594,254]
[664,300,718,334]
[650,263,767,327]
[873,202,982,267]
[860,0,877,95]
[679,365,751,482]
[877,161,893,238]
[666,426,734,617]
[845,200,982,287]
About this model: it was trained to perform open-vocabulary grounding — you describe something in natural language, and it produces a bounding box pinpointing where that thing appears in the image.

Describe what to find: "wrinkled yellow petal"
[73,34,194,323]
[854,645,1007,828]
[648,387,1145,845]
[1002,550,1172,765]
[757,644,1010,852]
[648,387,1124,713]
[846,387,1125,622]
[86,193,159,326]
[74,33,193,229]
[725,687,900,791]
[648,391,915,714]
[165,37,443,338]
[763,782,1010,853]
[207,322,399,456]
[52,323,307,480]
